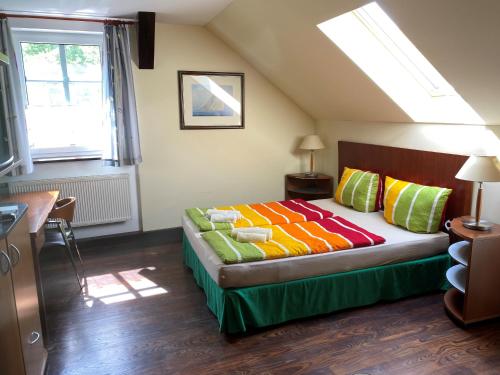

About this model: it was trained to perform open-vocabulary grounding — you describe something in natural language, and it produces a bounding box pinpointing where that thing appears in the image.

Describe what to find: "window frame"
[12,29,104,160]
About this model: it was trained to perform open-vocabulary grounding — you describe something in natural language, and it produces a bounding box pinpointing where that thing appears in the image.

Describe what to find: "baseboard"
[78,226,183,250]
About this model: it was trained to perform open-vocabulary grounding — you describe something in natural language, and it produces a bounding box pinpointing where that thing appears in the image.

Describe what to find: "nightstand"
[444,216,500,325]
[285,173,333,201]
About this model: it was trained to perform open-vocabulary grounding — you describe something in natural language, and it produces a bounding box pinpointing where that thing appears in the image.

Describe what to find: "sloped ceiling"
[0,0,233,25]
[208,0,500,125]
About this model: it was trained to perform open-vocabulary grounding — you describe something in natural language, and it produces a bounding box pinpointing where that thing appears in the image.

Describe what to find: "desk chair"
[44,197,85,288]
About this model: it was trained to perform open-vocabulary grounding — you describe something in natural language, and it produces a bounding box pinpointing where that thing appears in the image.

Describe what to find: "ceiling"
[0,0,233,25]
[3,0,499,124]
[208,0,500,125]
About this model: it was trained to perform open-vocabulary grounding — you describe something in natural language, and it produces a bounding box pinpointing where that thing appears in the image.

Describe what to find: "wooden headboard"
[338,141,473,222]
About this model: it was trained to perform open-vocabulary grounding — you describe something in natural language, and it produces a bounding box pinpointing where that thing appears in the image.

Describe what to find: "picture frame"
[178,71,245,130]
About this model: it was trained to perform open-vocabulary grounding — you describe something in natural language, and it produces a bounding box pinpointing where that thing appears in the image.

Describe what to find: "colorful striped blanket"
[186,199,334,232]
[202,216,385,264]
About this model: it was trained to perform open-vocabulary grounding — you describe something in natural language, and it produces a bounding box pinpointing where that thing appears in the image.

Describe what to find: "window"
[317,2,484,125]
[13,30,104,160]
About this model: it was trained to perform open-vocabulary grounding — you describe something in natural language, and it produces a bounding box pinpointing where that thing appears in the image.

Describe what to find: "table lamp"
[455,155,500,230]
[299,135,325,177]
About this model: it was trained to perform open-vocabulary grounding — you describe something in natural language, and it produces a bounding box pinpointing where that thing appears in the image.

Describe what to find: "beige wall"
[316,121,500,223]
[133,23,314,231]
[130,17,500,230]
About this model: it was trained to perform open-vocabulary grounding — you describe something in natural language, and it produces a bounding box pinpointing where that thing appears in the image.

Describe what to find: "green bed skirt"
[183,233,451,334]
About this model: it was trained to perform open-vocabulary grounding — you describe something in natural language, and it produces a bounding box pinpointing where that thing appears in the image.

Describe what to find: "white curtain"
[0,18,33,175]
[102,23,142,166]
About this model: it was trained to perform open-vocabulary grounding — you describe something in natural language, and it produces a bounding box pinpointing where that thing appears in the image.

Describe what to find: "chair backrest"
[48,197,76,223]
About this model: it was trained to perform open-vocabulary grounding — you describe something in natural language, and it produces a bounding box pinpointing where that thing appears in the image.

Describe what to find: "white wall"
[2,19,314,236]
[316,121,500,223]
[133,23,315,231]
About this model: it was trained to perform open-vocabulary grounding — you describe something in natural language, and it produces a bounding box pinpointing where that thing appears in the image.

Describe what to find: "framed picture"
[178,71,245,129]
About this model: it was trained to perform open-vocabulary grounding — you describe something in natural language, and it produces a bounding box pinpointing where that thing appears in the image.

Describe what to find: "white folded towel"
[210,213,239,223]
[206,209,242,220]
[236,232,267,243]
[231,227,272,241]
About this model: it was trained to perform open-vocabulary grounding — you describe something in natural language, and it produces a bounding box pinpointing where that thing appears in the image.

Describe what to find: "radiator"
[8,174,132,227]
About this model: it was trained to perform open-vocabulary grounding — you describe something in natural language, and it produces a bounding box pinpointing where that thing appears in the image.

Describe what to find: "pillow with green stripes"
[335,167,382,212]
[383,176,452,233]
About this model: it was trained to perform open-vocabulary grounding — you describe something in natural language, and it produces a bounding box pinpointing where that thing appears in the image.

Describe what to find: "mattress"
[182,199,449,288]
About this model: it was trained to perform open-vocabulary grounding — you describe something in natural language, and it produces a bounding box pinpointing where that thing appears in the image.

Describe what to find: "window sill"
[33,156,101,164]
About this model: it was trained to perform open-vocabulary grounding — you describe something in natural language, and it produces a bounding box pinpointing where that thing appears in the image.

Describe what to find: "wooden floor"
[41,237,500,375]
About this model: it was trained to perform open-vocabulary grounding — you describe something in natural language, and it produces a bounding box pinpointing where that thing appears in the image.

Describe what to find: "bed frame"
[183,142,472,334]
[338,141,472,223]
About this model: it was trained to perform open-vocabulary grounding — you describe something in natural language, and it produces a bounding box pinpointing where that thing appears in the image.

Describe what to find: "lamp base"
[462,219,493,231]
[304,172,319,178]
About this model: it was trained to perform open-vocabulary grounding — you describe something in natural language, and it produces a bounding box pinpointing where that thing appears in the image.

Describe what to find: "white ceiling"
[0,0,234,25]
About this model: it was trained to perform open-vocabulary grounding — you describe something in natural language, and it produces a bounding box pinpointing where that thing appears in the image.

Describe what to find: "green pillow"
[384,176,452,233]
[335,167,382,212]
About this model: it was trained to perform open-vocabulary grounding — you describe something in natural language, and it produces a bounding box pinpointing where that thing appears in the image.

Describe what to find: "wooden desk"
[1,191,59,342]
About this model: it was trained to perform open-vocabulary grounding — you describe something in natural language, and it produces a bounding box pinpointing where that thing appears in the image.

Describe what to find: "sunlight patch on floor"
[83,267,168,307]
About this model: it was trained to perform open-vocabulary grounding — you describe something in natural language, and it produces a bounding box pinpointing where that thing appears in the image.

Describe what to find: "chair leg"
[70,238,86,285]
[58,223,83,289]
[68,225,85,269]
[67,224,86,284]
[72,240,85,271]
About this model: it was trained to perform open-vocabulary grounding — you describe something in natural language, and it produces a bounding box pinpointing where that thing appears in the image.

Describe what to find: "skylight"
[317,2,484,125]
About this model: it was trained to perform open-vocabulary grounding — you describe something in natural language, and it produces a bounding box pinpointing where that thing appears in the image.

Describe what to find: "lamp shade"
[299,135,325,150]
[456,155,500,182]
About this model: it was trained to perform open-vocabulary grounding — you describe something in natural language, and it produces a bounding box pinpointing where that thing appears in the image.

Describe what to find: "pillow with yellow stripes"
[383,176,452,233]
[335,167,382,212]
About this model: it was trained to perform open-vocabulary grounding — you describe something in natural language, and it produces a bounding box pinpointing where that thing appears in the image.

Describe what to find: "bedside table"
[285,173,333,201]
[444,216,500,325]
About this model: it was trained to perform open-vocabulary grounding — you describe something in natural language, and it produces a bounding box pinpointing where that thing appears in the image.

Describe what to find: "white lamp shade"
[299,135,325,150]
[456,155,500,182]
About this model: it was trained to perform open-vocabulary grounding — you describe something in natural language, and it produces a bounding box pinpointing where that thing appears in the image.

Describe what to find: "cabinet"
[0,206,47,374]
[444,217,500,325]
[0,249,26,375]
[285,174,333,201]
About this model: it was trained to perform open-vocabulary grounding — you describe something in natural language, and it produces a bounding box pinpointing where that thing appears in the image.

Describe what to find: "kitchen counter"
[0,202,28,240]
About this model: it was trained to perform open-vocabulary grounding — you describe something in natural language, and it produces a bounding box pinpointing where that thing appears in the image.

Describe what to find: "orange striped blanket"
[186,199,334,231]
[202,216,385,264]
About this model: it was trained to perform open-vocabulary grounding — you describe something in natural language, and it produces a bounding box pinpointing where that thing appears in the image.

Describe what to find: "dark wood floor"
[40,237,500,375]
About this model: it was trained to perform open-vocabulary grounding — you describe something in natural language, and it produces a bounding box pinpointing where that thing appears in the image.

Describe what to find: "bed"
[183,142,472,333]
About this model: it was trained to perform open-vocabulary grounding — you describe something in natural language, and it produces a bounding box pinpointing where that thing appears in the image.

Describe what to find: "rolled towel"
[206,209,242,220]
[210,213,238,223]
[231,227,272,241]
[236,232,267,243]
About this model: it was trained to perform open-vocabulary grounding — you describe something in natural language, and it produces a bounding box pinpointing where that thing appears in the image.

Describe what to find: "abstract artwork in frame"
[178,71,245,129]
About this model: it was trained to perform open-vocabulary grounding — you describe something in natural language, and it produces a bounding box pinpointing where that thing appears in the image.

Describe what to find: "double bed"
[182,142,472,333]
[183,200,449,289]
